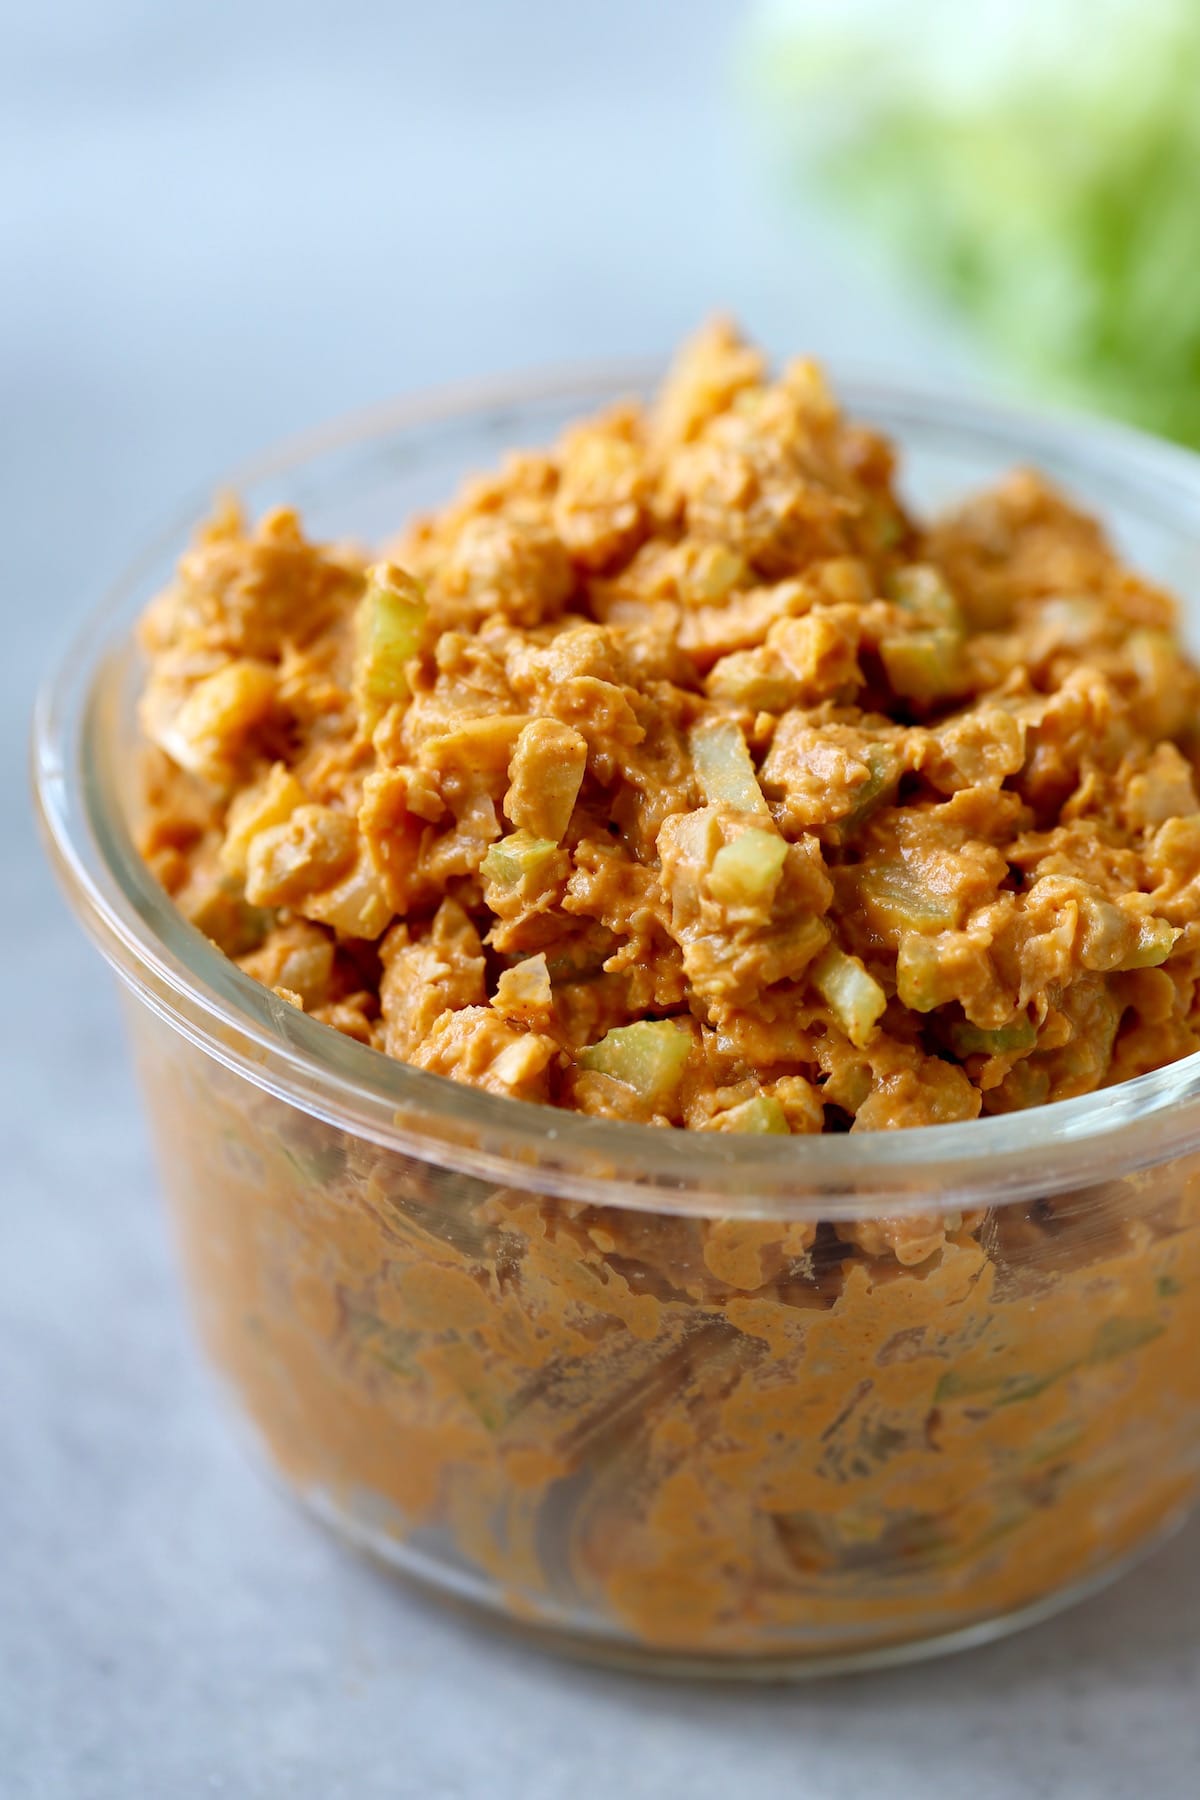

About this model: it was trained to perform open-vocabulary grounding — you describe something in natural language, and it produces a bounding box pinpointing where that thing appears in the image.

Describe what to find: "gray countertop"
[4,5,1198,1795]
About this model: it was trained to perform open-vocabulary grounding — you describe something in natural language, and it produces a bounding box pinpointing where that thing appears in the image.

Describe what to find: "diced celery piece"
[708,827,787,907]
[811,945,886,1047]
[935,1366,1016,1403]
[868,504,906,553]
[886,564,962,628]
[947,1016,1038,1057]
[577,1019,693,1107]
[481,830,559,889]
[937,1363,1071,1407]
[993,1370,1067,1407]
[690,719,770,815]
[709,1094,791,1134]
[358,563,427,721]
[895,934,944,1012]
[858,862,953,934]
[881,627,962,703]
[1088,1316,1164,1363]
[840,745,899,834]
[1123,916,1180,969]
[188,880,273,957]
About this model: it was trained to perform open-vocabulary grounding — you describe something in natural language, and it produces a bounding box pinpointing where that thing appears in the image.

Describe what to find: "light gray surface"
[4,5,1198,1797]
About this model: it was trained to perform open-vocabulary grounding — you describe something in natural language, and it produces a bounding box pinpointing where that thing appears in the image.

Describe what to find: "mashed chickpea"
[139,320,1200,1146]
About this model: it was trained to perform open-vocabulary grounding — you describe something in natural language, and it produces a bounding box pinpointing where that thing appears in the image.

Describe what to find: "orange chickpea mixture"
[139,320,1200,1139]
[130,324,1200,1657]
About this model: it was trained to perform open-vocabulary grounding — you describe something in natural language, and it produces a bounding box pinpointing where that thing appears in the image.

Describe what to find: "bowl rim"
[31,357,1200,1218]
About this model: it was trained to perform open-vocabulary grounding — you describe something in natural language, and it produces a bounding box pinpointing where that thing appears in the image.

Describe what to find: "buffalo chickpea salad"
[124,324,1200,1655]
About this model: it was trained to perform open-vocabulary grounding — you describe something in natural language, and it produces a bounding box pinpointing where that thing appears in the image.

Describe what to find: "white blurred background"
[3,0,967,652]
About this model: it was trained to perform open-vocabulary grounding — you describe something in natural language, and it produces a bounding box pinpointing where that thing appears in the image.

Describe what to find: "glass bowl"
[33,364,1200,1677]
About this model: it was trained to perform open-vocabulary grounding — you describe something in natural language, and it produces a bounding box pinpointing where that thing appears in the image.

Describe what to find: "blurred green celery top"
[746,0,1200,446]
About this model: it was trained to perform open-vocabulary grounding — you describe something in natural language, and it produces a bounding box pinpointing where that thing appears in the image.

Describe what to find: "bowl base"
[295,1479,1194,1682]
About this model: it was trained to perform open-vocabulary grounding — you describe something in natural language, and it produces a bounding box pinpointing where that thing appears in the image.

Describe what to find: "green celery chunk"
[690,719,770,815]
[886,563,962,627]
[935,1364,1065,1407]
[709,1094,791,1134]
[839,745,900,834]
[933,1365,998,1403]
[868,503,907,553]
[880,626,963,703]
[481,830,559,889]
[858,860,954,933]
[895,934,944,1012]
[994,1370,1065,1407]
[881,560,963,707]
[708,827,788,907]
[188,879,273,957]
[947,1016,1038,1057]
[577,1019,693,1107]
[358,563,427,722]
[941,1316,1169,1412]
[811,945,887,1047]
[1088,1316,1164,1362]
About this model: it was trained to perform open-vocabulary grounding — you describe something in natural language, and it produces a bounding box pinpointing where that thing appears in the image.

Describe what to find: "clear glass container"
[33,367,1200,1676]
